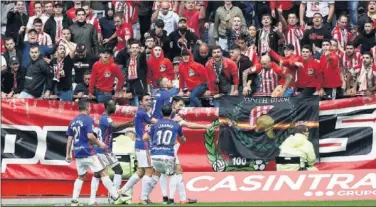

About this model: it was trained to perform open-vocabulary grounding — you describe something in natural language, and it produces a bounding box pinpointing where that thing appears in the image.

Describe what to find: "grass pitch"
[3,200,376,206]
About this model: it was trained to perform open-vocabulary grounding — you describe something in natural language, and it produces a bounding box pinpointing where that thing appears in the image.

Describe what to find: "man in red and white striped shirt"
[112,1,138,25]
[25,18,53,48]
[340,42,363,75]
[277,8,304,56]
[82,2,102,43]
[237,34,259,65]
[332,15,353,51]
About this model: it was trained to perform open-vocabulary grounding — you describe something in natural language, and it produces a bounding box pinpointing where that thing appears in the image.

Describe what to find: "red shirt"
[147,50,175,88]
[179,53,207,91]
[205,57,239,94]
[87,13,102,33]
[89,59,125,94]
[115,23,133,51]
[112,1,139,24]
[270,1,293,10]
[269,49,298,88]
[320,51,343,88]
[66,7,76,20]
[295,57,322,90]
[184,10,200,38]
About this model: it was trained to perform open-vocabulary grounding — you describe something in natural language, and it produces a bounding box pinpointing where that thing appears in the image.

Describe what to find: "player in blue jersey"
[89,99,134,205]
[142,104,186,203]
[65,99,125,206]
[119,93,159,204]
[152,77,173,119]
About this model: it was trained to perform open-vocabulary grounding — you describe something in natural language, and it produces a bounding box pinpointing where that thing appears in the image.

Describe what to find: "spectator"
[3,37,22,68]
[58,27,77,57]
[299,1,334,27]
[124,40,148,106]
[72,43,99,84]
[205,46,239,106]
[270,1,296,20]
[347,52,376,96]
[332,15,353,51]
[105,13,133,56]
[354,21,376,53]
[147,45,175,93]
[277,8,304,56]
[302,13,332,59]
[91,2,106,19]
[178,49,207,107]
[26,1,49,31]
[43,1,54,17]
[51,40,75,102]
[1,55,6,72]
[358,1,376,33]
[169,17,198,59]
[151,1,180,35]
[172,56,181,89]
[254,1,271,29]
[44,2,73,45]
[70,8,99,55]
[18,46,53,99]
[73,72,91,101]
[152,0,179,13]
[248,25,257,44]
[138,1,153,42]
[340,42,363,86]
[319,39,343,100]
[178,0,205,38]
[99,5,116,51]
[82,1,103,43]
[229,45,256,96]
[89,48,124,103]
[256,14,281,55]
[5,1,28,41]
[295,45,323,96]
[24,18,53,48]
[243,55,292,97]
[144,36,155,60]
[214,1,245,51]
[18,29,53,68]
[226,15,250,50]
[1,1,18,35]
[237,34,259,65]
[66,0,82,20]
[145,19,170,59]
[1,56,24,99]
[194,43,211,66]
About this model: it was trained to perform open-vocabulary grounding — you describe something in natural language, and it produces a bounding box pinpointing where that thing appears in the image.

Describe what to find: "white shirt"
[1,55,6,68]
[157,11,179,35]
[26,14,49,29]
[302,1,334,18]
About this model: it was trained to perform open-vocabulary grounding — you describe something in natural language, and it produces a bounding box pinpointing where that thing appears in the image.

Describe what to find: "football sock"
[72,179,84,200]
[141,175,152,200]
[89,177,100,202]
[159,174,168,197]
[101,176,119,199]
[114,174,122,189]
[169,174,177,200]
[176,174,187,201]
[121,173,140,194]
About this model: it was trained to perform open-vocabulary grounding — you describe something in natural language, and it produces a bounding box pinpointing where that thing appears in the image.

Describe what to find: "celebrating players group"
[66,79,210,206]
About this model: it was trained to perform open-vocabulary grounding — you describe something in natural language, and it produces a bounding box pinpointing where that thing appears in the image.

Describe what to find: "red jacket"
[179,52,207,91]
[205,57,239,94]
[269,49,297,87]
[147,49,175,88]
[89,59,124,94]
[270,1,293,10]
[66,7,76,20]
[295,57,323,90]
[320,51,343,88]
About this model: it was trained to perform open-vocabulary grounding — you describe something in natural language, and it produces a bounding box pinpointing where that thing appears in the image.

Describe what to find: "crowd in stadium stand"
[1,0,376,106]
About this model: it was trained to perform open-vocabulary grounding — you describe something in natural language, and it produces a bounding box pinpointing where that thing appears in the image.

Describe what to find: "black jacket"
[1,67,25,94]
[23,58,54,98]
[301,24,332,48]
[5,10,28,41]
[2,50,22,68]
[357,14,373,34]
[124,53,149,96]
[256,29,280,55]
[354,29,376,53]
[146,29,170,59]
[168,29,198,59]
[44,14,73,45]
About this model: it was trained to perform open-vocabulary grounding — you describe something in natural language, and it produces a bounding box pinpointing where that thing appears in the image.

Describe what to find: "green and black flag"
[218,96,320,160]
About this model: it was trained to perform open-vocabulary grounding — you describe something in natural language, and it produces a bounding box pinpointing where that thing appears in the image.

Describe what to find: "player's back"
[94,114,113,154]
[149,119,182,157]
[135,107,152,150]
[152,89,172,119]
[67,114,96,158]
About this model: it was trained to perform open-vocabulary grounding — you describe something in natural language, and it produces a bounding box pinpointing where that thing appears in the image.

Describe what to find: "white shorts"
[151,155,175,175]
[76,155,106,176]
[174,143,180,165]
[98,152,119,168]
[135,149,151,168]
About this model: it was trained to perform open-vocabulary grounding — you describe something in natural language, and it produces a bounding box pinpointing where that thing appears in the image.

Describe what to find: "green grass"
[3,200,376,206]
